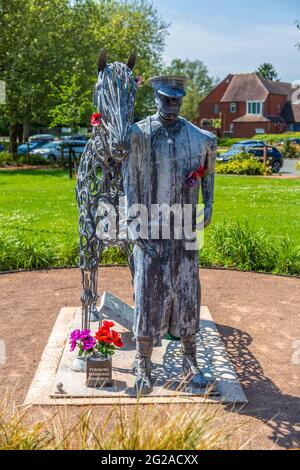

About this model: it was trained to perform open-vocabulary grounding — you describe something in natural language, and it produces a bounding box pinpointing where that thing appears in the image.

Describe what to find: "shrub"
[0,152,16,167]
[0,152,56,167]
[0,234,128,271]
[1,222,299,276]
[281,141,300,159]
[217,137,241,147]
[18,153,50,165]
[252,132,300,144]
[0,234,57,270]
[216,154,271,176]
[200,221,300,276]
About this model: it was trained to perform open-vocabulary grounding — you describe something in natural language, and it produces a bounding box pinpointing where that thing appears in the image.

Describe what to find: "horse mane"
[94,61,137,150]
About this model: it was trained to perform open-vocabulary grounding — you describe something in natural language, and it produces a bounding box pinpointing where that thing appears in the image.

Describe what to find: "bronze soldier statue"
[123,75,217,394]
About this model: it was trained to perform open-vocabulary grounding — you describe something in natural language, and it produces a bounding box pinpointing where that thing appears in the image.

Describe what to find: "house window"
[247,101,263,115]
[213,104,220,115]
[230,102,236,113]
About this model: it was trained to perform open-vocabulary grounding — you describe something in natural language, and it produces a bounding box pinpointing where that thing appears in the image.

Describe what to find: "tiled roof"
[221,73,293,102]
[259,78,293,99]
[233,114,270,123]
[281,103,300,123]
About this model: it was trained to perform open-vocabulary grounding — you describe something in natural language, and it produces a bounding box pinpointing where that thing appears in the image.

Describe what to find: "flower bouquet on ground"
[69,321,123,387]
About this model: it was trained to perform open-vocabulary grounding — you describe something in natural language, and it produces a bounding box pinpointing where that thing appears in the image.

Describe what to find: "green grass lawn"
[211,176,300,244]
[0,168,299,272]
[0,169,76,247]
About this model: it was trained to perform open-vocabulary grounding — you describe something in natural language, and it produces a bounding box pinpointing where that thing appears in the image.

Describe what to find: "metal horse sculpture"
[75,49,138,330]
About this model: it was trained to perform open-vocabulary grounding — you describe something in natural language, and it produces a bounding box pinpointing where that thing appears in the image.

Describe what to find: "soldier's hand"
[204,205,212,228]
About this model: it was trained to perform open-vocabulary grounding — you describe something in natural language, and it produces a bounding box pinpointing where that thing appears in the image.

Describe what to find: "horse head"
[93,48,138,162]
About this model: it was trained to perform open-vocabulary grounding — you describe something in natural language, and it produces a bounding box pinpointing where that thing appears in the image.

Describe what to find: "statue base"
[24,304,247,405]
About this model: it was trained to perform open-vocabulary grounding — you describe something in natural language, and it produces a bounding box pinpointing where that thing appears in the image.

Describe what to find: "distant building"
[195,73,300,137]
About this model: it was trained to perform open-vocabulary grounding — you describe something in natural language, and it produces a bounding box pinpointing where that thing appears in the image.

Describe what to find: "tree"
[47,73,94,133]
[0,0,74,152]
[61,0,169,122]
[0,0,168,153]
[164,59,217,121]
[256,63,280,81]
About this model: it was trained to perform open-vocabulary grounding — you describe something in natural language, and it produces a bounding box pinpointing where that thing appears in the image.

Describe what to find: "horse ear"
[98,48,107,73]
[127,52,137,71]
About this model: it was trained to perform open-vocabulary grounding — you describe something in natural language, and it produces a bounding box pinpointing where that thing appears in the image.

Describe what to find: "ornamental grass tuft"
[0,397,241,450]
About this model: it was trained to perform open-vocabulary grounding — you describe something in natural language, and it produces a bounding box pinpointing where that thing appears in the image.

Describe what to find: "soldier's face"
[155,92,183,120]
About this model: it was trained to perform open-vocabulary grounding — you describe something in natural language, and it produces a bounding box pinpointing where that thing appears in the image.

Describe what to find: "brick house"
[194,73,300,138]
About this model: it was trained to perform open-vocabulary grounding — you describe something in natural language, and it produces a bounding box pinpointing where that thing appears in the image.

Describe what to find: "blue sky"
[151,0,300,82]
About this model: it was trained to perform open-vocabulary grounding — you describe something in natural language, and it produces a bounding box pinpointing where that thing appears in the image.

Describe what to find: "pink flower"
[135,74,143,88]
[69,328,95,352]
[82,335,96,351]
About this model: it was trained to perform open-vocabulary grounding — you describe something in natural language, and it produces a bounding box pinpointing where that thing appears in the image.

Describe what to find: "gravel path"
[0,267,299,449]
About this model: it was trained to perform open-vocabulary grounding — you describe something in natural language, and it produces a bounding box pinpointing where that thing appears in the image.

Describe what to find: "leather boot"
[181,335,213,389]
[134,337,153,395]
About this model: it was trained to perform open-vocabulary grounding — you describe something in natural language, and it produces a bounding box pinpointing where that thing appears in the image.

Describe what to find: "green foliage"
[0,152,15,166]
[1,0,169,141]
[200,221,300,276]
[217,137,243,147]
[1,0,74,131]
[252,132,300,144]
[281,141,300,159]
[47,73,93,131]
[18,154,51,165]
[0,117,9,136]
[256,62,280,81]
[164,59,217,121]
[216,154,271,175]
[212,119,221,129]
[1,221,299,276]
[0,152,58,167]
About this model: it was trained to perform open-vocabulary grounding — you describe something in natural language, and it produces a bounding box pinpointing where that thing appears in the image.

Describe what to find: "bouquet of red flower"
[70,321,123,358]
[94,320,123,356]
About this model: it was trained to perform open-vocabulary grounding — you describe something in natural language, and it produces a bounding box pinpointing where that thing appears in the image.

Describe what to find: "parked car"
[217,140,283,172]
[286,138,300,145]
[0,143,4,152]
[17,140,49,155]
[217,140,265,162]
[247,146,283,173]
[236,140,266,147]
[30,140,86,160]
[61,135,88,143]
[29,134,55,143]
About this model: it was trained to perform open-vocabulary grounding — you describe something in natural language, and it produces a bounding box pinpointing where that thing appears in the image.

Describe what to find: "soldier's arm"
[201,135,217,227]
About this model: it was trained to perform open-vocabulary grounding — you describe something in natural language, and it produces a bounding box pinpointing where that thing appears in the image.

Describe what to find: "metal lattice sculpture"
[75,49,138,330]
